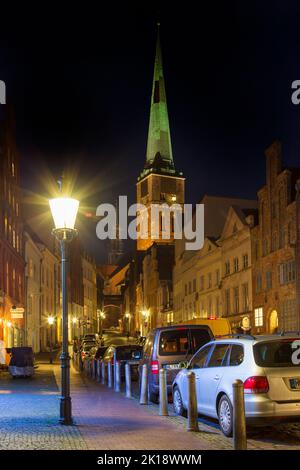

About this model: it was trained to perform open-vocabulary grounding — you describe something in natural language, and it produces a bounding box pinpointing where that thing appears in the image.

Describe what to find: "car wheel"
[218,395,233,437]
[173,386,186,416]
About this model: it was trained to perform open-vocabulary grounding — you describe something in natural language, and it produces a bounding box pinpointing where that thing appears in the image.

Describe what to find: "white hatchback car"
[172,334,300,436]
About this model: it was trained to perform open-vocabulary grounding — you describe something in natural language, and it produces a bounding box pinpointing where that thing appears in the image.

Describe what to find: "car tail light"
[244,376,269,394]
[151,360,159,375]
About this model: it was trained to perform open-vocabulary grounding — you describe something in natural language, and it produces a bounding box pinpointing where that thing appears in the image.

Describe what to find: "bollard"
[101,360,106,385]
[108,360,112,388]
[139,364,148,405]
[113,351,117,386]
[187,371,199,432]
[115,361,121,392]
[233,380,247,450]
[125,362,132,398]
[159,368,169,416]
[97,359,101,382]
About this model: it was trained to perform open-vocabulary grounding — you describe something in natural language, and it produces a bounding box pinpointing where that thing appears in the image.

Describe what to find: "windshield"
[254,339,300,368]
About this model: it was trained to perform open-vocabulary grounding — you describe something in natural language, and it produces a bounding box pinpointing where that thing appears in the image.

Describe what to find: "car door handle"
[213,375,220,381]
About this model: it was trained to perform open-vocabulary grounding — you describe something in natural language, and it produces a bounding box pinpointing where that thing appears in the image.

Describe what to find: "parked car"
[82,334,98,343]
[172,334,300,437]
[90,346,108,361]
[103,344,143,380]
[7,347,35,378]
[138,324,216,403]
[80,342,97,363]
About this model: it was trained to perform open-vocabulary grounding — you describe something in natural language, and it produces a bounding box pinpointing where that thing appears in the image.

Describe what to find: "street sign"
[11,313,23,319]
[10,307,24,314]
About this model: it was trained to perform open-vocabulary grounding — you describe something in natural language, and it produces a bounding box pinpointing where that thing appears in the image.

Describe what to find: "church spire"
[143,24,175,175]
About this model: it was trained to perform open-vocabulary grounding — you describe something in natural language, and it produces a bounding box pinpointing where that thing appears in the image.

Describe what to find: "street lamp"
[49,195,79,425]
[97,310,106,338]
[47,315,55,364]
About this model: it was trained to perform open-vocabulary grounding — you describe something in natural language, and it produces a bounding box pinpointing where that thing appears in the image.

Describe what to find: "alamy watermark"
[0,80,6,104]
[292,340,300,365]
[95,196,204,250]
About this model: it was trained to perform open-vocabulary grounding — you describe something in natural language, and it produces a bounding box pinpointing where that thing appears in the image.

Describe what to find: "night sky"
[1,1,300,261]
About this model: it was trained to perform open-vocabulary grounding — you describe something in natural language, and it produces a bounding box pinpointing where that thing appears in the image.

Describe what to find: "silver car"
[172,334,300,436]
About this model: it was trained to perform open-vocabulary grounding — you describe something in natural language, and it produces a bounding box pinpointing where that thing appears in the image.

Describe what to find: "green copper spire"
[144,24,174,173]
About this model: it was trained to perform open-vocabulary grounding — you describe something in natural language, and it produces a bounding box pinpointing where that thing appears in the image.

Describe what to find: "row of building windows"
[2,214,21,253]
[184,270,221,296]
[224,283,249,315]
[224,253,249,276]
[182,296,221,320]
[0,255,23,302]
[254,223,295,260]
[255,260,296,293]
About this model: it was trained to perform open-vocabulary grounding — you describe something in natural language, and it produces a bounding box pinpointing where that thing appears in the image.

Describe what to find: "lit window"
[254,307,263,327]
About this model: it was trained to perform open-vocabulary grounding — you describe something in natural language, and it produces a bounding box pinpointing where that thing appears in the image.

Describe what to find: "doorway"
[268,310,278,334]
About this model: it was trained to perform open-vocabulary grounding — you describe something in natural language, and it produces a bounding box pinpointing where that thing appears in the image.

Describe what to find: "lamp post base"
[59,397,73,425]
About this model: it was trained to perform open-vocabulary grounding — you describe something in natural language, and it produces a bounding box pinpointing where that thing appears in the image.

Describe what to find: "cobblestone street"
[1,359,300,450]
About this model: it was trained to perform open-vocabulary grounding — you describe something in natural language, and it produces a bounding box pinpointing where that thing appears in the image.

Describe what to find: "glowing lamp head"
[142,309,149,319]
[6,321,12,328]
[72,317,78,324]
[125,313,131,319]
[47,316,55,325]
[49,197,79,230]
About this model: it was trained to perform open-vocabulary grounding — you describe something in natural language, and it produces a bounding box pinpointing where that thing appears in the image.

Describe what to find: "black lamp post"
[47,316,55,364]
[49,196,79,425]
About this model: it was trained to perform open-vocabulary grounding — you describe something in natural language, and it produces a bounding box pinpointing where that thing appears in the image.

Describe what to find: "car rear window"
[254,340,300,367]
[116,347,142,361]
[159,330,189,356]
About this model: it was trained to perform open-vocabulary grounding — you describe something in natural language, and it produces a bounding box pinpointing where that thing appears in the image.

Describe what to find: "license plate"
[165,364,180,370]
[290,378,300,390]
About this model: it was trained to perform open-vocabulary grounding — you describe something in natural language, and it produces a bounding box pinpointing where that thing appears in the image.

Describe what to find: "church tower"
[136,24,185,251]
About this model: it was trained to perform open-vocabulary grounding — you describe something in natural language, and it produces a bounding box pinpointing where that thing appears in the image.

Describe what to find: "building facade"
[39,245,60,351]
[251,141,300,333]
[173,196,257,330]
[82,253,97,336]
[138,244,174,334]
[219,206,257,331]
[0,110,25,361]
[24,230,42,353]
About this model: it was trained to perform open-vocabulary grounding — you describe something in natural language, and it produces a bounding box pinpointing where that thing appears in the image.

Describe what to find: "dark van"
[139,325,214,402]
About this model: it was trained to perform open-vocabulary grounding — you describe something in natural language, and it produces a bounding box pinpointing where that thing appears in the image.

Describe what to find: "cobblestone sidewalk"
[1,362,300,450]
